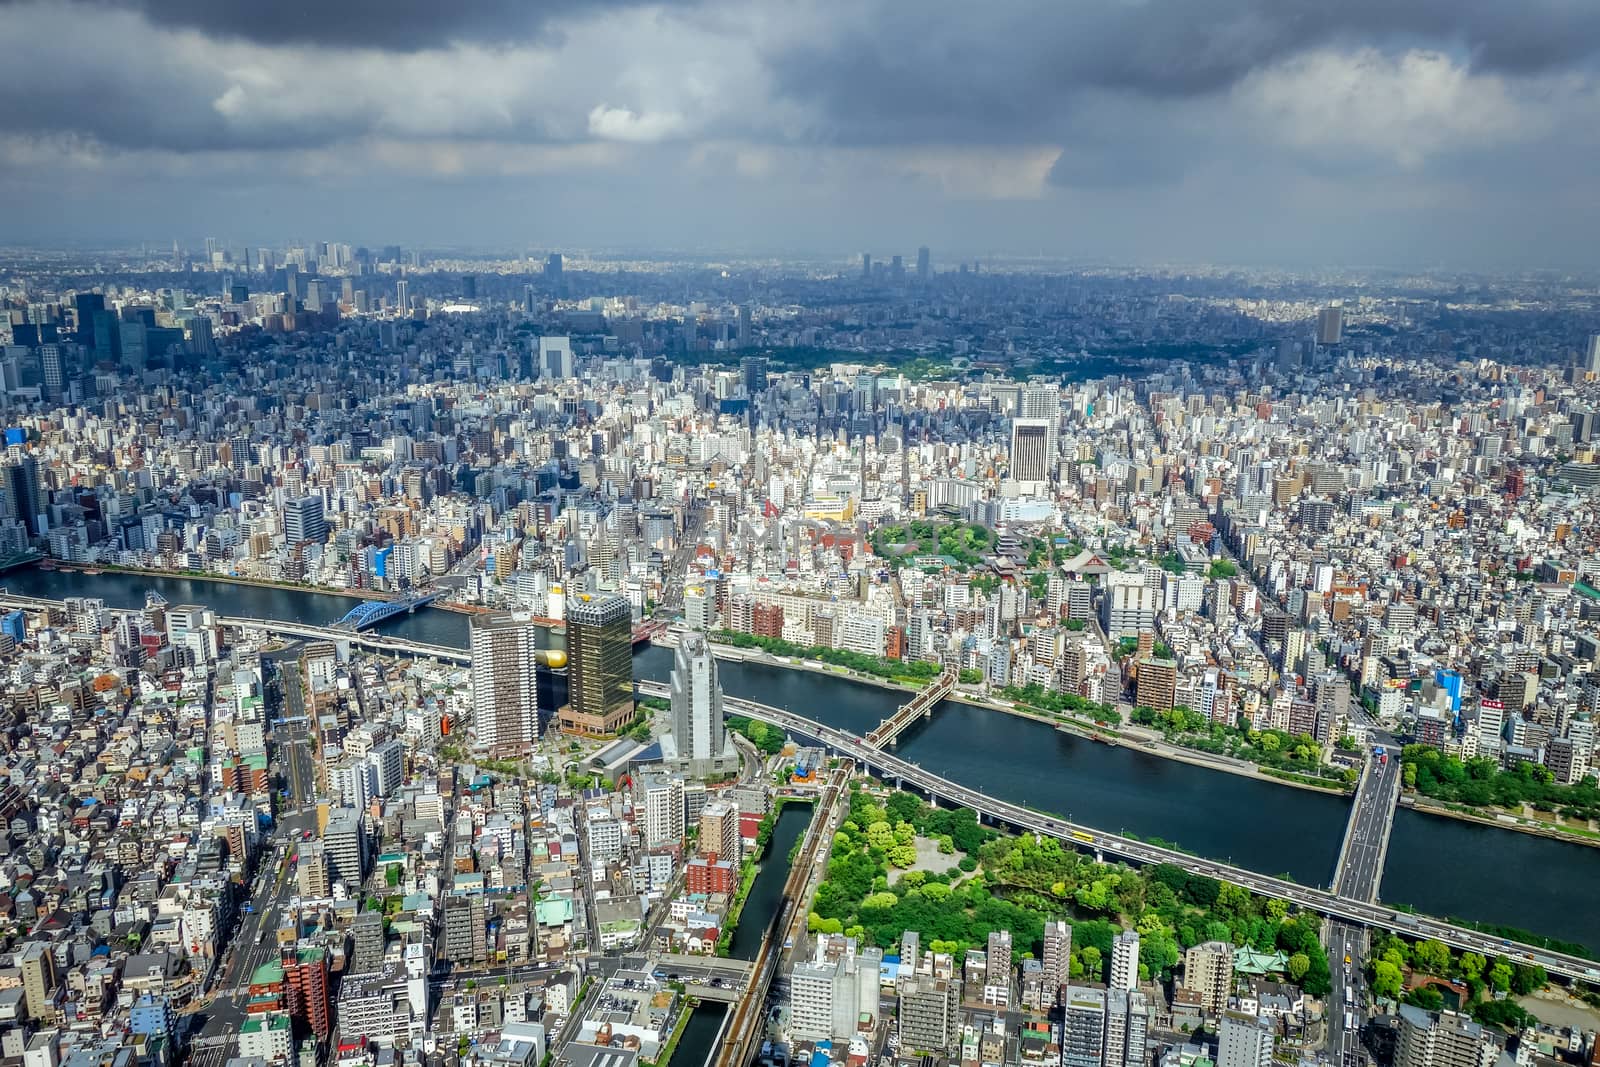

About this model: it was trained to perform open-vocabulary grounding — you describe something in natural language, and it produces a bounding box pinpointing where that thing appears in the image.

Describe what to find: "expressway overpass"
[2,590,1591,986]
[635,679,1600,986]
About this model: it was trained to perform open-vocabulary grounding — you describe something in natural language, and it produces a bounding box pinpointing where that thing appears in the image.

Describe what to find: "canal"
[731,803,813,960]
[671,1004,726,1067]
[5,567,1598,948]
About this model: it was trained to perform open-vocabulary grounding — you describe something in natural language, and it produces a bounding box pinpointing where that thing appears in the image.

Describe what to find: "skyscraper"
[5,456,42,536]
[544,253,564,292]
[1586,333,1600,374]
[1010,417,1053,483]
[560,594,634,736]
[395,279,409,314]
[737,304,753,349]
[470,612,542,755]
[916,245,930,279]
[670,632,727,772]
[39,344,65,402]
[73,292,105,348]
[741,355,769,395]
[1317,306,1344,345]
[861,253,872,279]
[283,494,327,545]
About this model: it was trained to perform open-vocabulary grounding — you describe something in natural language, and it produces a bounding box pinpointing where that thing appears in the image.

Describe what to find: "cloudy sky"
[4,0,1600,266]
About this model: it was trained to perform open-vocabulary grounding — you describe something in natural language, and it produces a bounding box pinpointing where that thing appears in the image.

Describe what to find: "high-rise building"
[861,253,872,279]
[639,772,685,848]
[544,253,564,291]
[1110,929,1140,991]
[669,631,728,772]
[560,594,635,737]
[470,611,542,755]
[324,807,366,887]
[283,946,333,1040]
[395,279,409,313]
[1062,987,1107,1067]
[283,494,327,545]
[1317,306,1344,345]
[898,976,960,1052]
[1010,417,1053,483]
[539,335,574,379]
[698,799,741,864]
[20,941,58,1022]
[1105,988,1149,1067]
[1103,585,1159,639]
[987,929,1012,989]
[1042,921,1071,1003]
[39,343,66,402]
[916,246,930,279]
[1181,940,1234,1015]
[1218,1011,1276,1067]
[741,355,769,395]
[74,292,105,348]
[737,304,753,348]
[1136,657,1179,713]
[5,456,42,536]
[1395,1007,1497,1067]
[1586,333,1600,374]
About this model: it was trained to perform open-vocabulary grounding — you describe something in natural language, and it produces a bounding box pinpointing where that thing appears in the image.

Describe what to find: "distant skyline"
[4,0,1600,268]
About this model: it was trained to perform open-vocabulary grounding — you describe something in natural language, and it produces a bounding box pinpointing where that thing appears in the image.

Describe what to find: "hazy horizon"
[5,0,1600,271]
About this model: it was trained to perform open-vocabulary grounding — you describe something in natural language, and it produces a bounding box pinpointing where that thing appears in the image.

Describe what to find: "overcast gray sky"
[4,0,1600,266]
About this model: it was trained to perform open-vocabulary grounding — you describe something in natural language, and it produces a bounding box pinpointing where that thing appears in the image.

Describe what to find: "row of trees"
[1130,706,1355,783]
[1000,682,1118,726]
[713,629,943,685]
[1402,745,1600,819]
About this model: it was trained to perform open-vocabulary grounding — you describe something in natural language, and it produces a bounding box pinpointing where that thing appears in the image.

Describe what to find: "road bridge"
[1333,747,1404,903]
[634,679,1599,986]
[331,592,441,631]
[864,668,956,748]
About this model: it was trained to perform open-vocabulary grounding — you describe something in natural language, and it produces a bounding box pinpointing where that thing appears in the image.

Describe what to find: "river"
[6,567,1597,949]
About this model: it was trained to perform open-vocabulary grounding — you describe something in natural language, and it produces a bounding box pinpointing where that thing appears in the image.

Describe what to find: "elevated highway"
[634,679,1599,986]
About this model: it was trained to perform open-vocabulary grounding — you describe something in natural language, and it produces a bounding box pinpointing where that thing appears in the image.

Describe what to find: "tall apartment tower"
[1110,929,1141,991]
[1041,921,1072,1002]
[561,594,635,736]
[670,631,726,772]
[1218,1011,1276,1067]
[469,611,544,754]
[916,246,931,279]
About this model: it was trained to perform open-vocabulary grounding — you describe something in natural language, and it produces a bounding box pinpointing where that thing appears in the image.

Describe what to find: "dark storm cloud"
[70,0,666,50]
[767,0,1600,145]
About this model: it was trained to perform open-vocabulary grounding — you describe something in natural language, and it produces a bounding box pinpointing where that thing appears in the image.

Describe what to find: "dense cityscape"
[0,240,1599,1067]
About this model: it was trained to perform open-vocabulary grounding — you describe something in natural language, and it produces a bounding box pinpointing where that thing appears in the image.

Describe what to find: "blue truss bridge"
[331,592,442,631]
